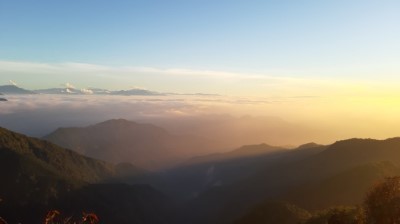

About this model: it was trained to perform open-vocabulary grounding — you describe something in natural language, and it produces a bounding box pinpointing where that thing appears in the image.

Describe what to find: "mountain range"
[0,85,35,94]
[2,120,400,224]
[44,119,219,169]
[173,138,400,224]
[41,119,400,223]
[0,84,163,96]
[0,84,231,97]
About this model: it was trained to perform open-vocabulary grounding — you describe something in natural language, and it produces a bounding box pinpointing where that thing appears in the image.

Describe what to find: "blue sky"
[2,0,400,141]
[0,0,399,93]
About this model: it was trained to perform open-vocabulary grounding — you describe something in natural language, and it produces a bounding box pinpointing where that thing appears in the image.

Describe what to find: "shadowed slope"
[44,119,216,169]
[0,127,171,224]
[234,201,311,224]
[178,137,400,224]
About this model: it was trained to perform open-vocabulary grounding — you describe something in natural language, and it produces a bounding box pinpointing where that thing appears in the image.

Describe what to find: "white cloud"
[64,82,75,89]
[9,80,18,86]
[80,88,94,94]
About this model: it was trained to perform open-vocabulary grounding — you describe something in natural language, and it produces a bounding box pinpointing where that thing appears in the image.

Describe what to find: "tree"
[328,207,364,224]
[304,206,363,224]
[0,217,7,224]
[364,176,400,224]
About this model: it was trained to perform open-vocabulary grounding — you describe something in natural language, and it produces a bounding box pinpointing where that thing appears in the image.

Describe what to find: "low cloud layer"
[2,93,400,148]
[0,95,204,134]
[0,94,325,147]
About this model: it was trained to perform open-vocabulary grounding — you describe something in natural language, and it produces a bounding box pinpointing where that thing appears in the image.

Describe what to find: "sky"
[1,1,400,144]
[0,0,399,94]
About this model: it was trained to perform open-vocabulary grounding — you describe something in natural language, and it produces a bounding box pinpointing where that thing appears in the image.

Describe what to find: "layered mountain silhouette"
[158,144,291,201]
[34,87,162,95]
[186,143,287,165]
[110,88,163,96]
[0,85,35,94]
[44,119,217,169]
[172,138,400,224]
[34,87,84,94]
[139,114,323,148]
[3,121,400,224]
[0,84,163,96]
[0,127,171,224]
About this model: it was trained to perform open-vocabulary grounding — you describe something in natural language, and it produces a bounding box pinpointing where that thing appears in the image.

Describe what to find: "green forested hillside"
[0,127,170,224]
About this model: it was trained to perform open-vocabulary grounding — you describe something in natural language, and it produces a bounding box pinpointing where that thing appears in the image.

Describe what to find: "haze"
[1,1,400,147]
[2,92,400,148]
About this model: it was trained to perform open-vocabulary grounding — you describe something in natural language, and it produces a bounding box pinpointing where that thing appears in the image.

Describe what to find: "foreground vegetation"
[1,177,400,223]
[236,176,400,224]
[0,209,99,224]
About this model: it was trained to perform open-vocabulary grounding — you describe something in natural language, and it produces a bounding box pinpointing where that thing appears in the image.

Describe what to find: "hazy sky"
[0,0,399,95]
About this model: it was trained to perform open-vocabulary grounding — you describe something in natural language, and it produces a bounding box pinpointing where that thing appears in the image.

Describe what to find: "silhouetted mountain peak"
[328,137,400,153]
[0,85,35,94]
[296,142,323,150]
[44,119,213,169]
[94,118,161,129]
[184,143,285,167]
[98,118,132,124]
[110,88,163,96]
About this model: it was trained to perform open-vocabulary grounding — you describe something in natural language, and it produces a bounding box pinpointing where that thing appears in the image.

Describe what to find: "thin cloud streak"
[1,60,389,97]
[0,60,352,90]
[0,60,302,80]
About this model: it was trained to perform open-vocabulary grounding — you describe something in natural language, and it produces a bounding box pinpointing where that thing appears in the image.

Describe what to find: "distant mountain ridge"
[182,143,286,166]
[44,119,218,169]
[35,87,162,95]
[0,84,226,96]
[0,85,36,94]
[0,84,163,96]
